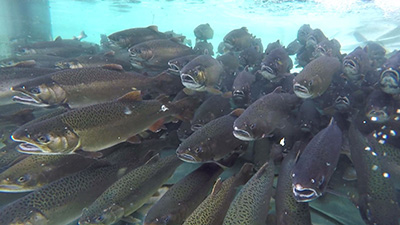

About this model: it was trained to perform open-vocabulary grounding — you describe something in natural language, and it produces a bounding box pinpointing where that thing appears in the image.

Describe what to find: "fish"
[11,65,182,108]
[0,154,98,192]
[232,67,256,107]
[144,163,223,225]
[194,23,214,41]
[180,54,225,94]
[0,66,56,105]
[223,159,275,225]
[167,54,198,75]
[342,47,373,84]
[293,55,341,99]
[305,29,328,50]
[55,52,133,71]
[233,87,300,141]
[0,54,66,68]
[379,51,400,95]
[291,118,342,202]
[312,39,342,60]
[217,52,240,76]
[363,41,386,68]
[129,39,194,70]
[296,24,313,45]
[259,46,293,81]
[177,109,247,163]
[78,155,182,225]
[0,164,132,225]
[275,146,311,225]
[365,89,394,123]
[238,46,263,70]
[223,27,254,52]
[72,31,88,41]
[348,124,400,225]
[0,108,35,126]
[108,26,168,48]
[190,94,232,131]
[193,41,214,55]
[296,99,321,134]
[11,91,193,154]
[182,163,254,225]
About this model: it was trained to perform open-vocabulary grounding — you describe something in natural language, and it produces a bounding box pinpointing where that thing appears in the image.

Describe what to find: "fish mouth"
[16,143,44,154]
[176,153,198,163]
[167,62,181,73]
[0,183,32,192]
[259,65,276,80]
[190,124,203,131]
[233,127,255,141]
[292,184,320,202]
[293,83,312,99]
[180,73,202,89]
[343,59,359,75]
[11,87,49,107]
[380,68,400,94]
[366,109,389,123]
[233,90,246,99]
[334,96,351,111]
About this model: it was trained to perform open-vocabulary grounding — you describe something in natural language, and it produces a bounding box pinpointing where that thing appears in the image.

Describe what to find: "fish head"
[259,61,277,80]
[291,169,326,202]
[11,121,80,154]
[293,77,317,99]
[55,60,83,69]
[180,65,207,91]
[129,45,153,62]
[176,144,210,163]
[233,114,269,141]
[334,95,351,112]
[79,205,124,225]
[0,172,38,192]
[366,106,390,123]
[11,79,67,107]
[167,59,183,73]
[380,68,400,94]
[291,179,324,202]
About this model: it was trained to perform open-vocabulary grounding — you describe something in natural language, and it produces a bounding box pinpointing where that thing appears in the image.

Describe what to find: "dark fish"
[180,54,224,94]
[177,109,247,163]
[144,163,223,225]
[0,154,98,192]
[312,39,342,60]
[286,39,303,55]
[291,118,342,202]
[191,94,232,131]
[264,40,283,55]
[296,99,321,134]
[349,124,400,225]
[0,164,131,225]
[223,159,275,225]
[11,91,193,154]
[217,52,240,76]
[296,24,313,45]
[238,46,263,70]
[0,54,66,68]
[232,67,256,107]
[293,56,341,99]
[79,155,182,225]
[342,47,372,84]
[223,27,254,52]
[305,29,328,50]
[129,39,194,70]
[364,41,386,68]
[55,53,133,71]
[194,23,214,41]
[0,108,35,126]
[259,46,293,81]
[276,146,311,225]
[11,65,181,108]
[379,51,400,95]
[168,54,198,74]
[108,26,168,48]
[182,163,254,225]
[233,87,300,141]
[365,89,394,123]
[0,144,28,173]
[193,41,214,55]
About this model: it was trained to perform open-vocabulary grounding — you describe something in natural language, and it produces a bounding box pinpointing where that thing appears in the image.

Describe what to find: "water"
[0,0,400,224]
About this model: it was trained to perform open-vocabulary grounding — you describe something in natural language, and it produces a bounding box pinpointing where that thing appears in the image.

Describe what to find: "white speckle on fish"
[280,137,285,146]
[383,172,390,178]
[371,165,378,171]
[124,107,132,115]
[161,105,169,112]
[364,146,371,151]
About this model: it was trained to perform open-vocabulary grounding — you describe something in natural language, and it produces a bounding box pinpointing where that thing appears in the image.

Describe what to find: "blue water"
[49,0,400,54]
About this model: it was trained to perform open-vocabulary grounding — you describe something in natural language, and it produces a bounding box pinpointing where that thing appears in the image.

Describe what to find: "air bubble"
[371,165,378,171]
[382,134,387,139]
[383,173,390,178]
[390,130,397,136]
[378,139,386,145]
[370,116,378,122]
[364,146,371,151]
[280,138,285,146]
[371,151,377,156]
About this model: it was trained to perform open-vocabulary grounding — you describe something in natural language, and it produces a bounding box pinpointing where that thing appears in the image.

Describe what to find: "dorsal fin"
[148,25,159,32]
[118,91,142,102]
[145,154,160,165]
[102,64,124,71]
[211,178,223,195]
[241,27,248,32]
[230,108,245,117]
[54,36,62,42]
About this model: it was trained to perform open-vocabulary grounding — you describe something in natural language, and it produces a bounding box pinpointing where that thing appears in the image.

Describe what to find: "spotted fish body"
[144,163,223,225]
[11,91,186,154]
[349,124,400,225]
[79,155,182,225]
[0,164,129,225]
[291,118,342,202]
[182,163,253,225]
[223,159,275,225]
[275,148,311,225]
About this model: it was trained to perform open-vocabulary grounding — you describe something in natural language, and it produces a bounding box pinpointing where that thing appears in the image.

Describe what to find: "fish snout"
[259,64,276,80]
[233,126,255,141]
[292,183,320,202]
[293,83,312,99]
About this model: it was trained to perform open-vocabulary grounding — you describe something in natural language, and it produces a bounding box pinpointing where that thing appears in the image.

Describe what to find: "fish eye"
[308,80,313,86]
[194,147,202,154]
[37,135,50,143]
[95,215,105,222]
[17,174,31,184]
[250,124,256,129]
[29,87,41,94]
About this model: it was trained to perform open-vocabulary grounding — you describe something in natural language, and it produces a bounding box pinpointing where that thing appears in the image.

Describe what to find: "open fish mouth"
[11,92,49,107]
[233,127,255,141]
[293,83,312,99]
[180,73,202,89]
[343,59,359,75]
[167,62,181,73]
[292,184,320,202]
[335,96,350,106]
[190,124,203,131]
[233,90,246,99]
[0,183,32,192]
[259,65,276,80]
[380,69,400,94]
[316,45,327,54]
[300,123,312,132]
[366,109,389,123]
[16,143,44,154]
[176,153,198,162]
